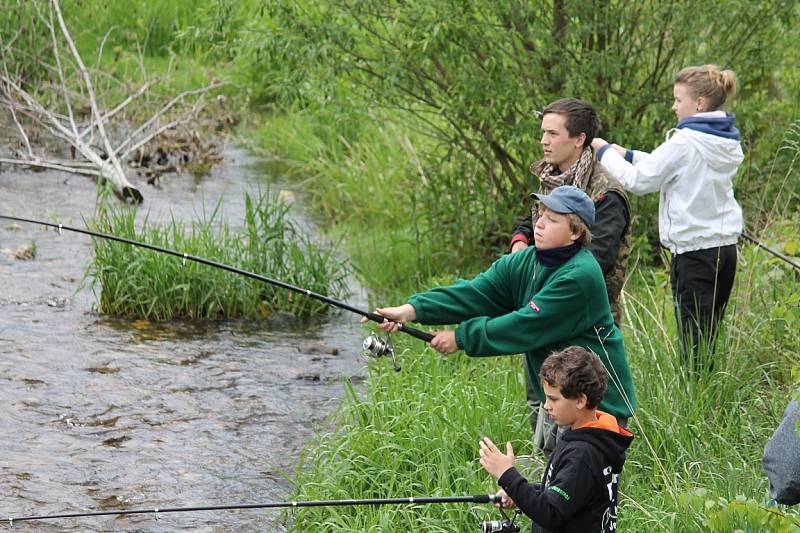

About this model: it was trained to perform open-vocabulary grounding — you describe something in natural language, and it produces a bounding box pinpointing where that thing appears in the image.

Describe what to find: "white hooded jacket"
[598,111,743,254]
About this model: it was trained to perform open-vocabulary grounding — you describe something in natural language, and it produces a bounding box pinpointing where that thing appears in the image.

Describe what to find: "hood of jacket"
[561,412,633,471]
[674,112,743,172]
[677,111,740,139]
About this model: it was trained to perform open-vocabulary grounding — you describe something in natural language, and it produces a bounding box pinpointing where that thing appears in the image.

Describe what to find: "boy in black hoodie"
[479,346,634,532]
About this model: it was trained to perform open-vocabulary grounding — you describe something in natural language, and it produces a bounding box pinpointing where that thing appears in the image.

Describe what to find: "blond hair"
[567,213,592,247]
[675,64,737,111]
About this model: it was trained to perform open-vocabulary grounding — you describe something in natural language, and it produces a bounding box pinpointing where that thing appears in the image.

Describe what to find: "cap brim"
[531,192,572,215]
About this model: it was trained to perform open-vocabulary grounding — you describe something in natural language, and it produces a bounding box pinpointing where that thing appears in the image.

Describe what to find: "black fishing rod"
[742,231,800,272]
[5,494,519,530]
[0,214,434,369]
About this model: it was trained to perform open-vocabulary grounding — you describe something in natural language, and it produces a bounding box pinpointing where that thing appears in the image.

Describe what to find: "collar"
[677,112,740,140]
[536,242,581,267]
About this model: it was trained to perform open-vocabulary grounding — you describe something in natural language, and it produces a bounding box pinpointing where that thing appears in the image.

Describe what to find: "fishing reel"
[477,518,520,533]
[362,332,401,371]
[477,508,521,533]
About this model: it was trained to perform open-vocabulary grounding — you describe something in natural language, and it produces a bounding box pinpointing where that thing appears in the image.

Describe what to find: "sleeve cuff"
[509,233,529,251]
[454,326,465,350]
[406,297,423,322]
[596,143,613,161]
[498,466,524,488]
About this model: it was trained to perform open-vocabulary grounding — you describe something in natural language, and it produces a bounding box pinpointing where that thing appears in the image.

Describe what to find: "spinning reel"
[477,508,521,532]
[362,331,401,371]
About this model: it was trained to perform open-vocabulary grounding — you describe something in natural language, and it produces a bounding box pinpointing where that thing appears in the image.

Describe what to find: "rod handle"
[398,323,435,343]
[364,312,434,343]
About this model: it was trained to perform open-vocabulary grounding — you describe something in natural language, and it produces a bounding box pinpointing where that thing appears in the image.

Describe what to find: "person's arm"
[510,214,534,252]
[594,135,687,195]
[589,191,629,275]
[592,139,650,164]
[454,272,590,356]
[498,451,595,529]
[629,149,650,163]
[762,394,800,505]
[408,254,517,326]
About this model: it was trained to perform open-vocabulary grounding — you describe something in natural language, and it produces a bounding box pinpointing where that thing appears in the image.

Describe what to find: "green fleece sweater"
[408,247,636,419]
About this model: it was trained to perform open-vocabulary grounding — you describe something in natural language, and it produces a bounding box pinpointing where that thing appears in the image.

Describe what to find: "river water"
[0,145,367,531]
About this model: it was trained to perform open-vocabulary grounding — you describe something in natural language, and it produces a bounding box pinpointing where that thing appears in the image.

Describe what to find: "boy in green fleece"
[372,185,637,443]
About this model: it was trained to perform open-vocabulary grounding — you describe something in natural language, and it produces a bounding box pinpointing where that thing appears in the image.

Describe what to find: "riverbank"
[3,3,799,530]
[252,109,800,531]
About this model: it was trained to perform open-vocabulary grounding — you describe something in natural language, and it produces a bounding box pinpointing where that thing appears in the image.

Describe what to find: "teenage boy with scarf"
[510,98,631,326]
[369,186,637,433]
[509,98,632,455]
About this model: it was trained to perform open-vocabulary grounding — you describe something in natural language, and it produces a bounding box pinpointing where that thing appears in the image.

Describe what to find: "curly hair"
[540,346,608,409]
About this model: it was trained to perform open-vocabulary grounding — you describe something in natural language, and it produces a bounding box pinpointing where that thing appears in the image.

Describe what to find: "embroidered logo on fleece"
[529,299,540,312]
[549,486,571,501]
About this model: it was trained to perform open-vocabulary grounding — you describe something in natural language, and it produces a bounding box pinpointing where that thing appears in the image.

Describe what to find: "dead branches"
[0,0,226,203]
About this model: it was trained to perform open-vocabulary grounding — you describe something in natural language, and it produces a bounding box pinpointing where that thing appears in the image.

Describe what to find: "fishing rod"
[742,231,800,273]
[0,214,435,370]
[5,494,521,532]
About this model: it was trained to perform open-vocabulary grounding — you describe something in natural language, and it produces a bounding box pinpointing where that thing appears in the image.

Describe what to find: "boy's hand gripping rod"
[0,215,434,369]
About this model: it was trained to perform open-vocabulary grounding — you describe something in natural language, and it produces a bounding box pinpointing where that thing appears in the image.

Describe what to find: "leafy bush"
[236,0,799,269]
[677,489,800,532]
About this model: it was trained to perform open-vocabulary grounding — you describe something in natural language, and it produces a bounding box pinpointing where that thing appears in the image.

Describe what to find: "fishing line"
[742,231,800,273]
[5,494,502,525]
[0,214,434,369]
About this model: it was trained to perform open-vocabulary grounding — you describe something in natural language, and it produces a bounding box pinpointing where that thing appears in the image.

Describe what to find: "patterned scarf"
[533,146,595,193]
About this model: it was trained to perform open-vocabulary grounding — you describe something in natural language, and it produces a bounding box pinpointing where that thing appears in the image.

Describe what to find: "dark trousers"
[669,245,737,371]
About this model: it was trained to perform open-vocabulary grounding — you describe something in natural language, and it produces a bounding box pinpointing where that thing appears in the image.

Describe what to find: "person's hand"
[493,489,516,509]
[479,437,515,480]
[360,304,416,332]
[430,330,458,354]
[591,137,608,151]
[510,241,528,253]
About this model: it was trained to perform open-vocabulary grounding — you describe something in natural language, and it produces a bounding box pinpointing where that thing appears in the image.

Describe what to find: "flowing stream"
[0,145,368,531]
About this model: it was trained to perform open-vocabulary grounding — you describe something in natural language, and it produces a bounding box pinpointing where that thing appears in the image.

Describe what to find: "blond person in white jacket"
[591,65,743,369]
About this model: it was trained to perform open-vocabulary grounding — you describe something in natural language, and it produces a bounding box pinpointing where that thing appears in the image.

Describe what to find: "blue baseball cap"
[531,185,595,228]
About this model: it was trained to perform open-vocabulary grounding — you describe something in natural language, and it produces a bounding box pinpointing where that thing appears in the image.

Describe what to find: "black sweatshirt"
[497,412,634,532]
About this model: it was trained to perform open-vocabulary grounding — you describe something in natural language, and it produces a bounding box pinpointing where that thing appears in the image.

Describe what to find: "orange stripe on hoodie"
[576,409,633,437]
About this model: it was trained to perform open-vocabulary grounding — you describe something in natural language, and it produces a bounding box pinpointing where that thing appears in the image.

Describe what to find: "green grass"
[286,243,800,531]
[65,0,256,60]
[289,348,533,531]
[87,188,350,319]
[6,3,800,529]
[248,107,512,302]
[242,99,800,532]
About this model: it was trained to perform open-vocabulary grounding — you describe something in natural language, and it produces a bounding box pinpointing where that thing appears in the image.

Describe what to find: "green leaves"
[678,487,800,532]
[237,0,799,268]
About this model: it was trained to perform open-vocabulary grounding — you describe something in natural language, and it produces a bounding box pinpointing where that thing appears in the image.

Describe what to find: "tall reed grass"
[65,0,251,59]
[88,189,350,319]
[250,108,514,302]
